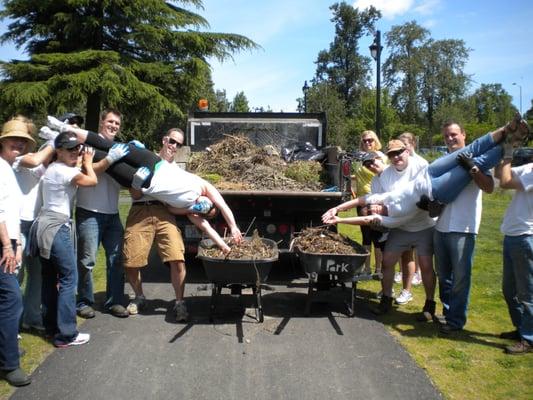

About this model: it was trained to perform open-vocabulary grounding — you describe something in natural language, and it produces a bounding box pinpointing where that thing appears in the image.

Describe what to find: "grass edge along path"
[3,194,533,399]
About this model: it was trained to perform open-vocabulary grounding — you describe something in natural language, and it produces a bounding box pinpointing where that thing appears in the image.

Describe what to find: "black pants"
[85,131,160,188]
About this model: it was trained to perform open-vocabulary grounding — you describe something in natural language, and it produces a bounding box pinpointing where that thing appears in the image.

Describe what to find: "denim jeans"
[502,234,533,343]
[40,224,78,342]
[430,132,502,203]
[20,219,43,328]
[433,230,476,329]
[0,242,23,371]
[76,207,125,310]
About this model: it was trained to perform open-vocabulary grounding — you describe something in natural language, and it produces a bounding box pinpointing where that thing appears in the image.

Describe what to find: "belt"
[132,200,163,206]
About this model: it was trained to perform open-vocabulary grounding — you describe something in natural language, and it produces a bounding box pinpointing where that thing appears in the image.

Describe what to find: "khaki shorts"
[123,204,185,268]
[384,227,434,256]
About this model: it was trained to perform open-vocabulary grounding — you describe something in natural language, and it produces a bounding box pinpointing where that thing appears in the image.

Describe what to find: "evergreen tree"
[0,0,256,143]
[230,91,249,112]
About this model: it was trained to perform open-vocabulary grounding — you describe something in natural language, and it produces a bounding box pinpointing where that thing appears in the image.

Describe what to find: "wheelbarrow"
[295,241,370,317]
[197,237,279,323]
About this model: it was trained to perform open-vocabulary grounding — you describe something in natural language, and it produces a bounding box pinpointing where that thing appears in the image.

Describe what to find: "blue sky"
[1,0,532,114]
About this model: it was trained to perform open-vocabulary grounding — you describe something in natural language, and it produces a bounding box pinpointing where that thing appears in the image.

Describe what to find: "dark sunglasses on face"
[67,144,83,152]
[362,138,374,144]
[388,149,405,158]
[168,138,183,148]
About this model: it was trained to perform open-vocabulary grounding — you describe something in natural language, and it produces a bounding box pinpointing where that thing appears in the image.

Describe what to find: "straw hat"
[0,119,37,152]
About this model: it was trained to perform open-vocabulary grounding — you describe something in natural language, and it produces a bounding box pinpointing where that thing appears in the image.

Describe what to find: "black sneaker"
[439,323,462,335]
[108,304,129,318]
[0,368,31,387]
[416,299,436,322]
[372,295,393,315]
[505,339,532,355]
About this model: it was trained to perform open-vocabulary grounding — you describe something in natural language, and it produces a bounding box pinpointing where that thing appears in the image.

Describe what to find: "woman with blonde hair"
[353,130,386,273]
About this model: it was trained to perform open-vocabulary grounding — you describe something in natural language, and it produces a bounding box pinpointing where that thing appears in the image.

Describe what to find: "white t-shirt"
[142,161,202,208]
[76,134,120,214]
[435,180,482,234]
[13,157,46,221]
[0,157,22,239]
[410,152,429,170]
[372,161,435,231]
[500,163,533,236]
[41,162,80,217]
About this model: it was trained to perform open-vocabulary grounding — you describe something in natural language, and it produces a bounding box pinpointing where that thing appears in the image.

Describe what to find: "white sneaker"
[395,289,413,305]
[127,295,146,315]
[412,272,422,286]
[394,271,402,283]
[174,300,189,322]
[54,332,90,348]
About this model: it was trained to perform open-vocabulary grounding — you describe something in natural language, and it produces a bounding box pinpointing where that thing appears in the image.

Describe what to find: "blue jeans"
[40,225,78,342]
[502,235,533,343]
[76,208,125,310]
[434,230,476,329]
[20,219,43,328]
[0,242,23,371]
[430,131,502,203]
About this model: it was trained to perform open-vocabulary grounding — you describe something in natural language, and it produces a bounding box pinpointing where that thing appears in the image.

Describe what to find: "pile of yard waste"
[199,230,277,260]
[291,227,365,255]
[187,135,324,191]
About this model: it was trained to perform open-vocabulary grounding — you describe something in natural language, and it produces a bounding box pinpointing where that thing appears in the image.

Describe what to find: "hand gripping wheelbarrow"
[295,241,369,317]
[197,238,279,323]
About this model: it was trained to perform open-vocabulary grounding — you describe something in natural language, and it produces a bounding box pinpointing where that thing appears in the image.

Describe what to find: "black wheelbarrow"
[197,238,279,323]
[295,242,369,317]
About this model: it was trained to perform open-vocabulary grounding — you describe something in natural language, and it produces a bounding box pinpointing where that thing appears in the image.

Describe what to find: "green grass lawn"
[2,196,533,399]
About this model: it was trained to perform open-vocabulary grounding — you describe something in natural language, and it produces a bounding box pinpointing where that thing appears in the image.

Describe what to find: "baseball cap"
[58,112,84,126]
[386,139,406,154]
[362,151,380,166]
[54,131,82,149]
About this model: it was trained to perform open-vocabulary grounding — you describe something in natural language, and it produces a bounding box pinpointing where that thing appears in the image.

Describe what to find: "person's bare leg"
[418,255,436,300]
[126,267,143,297]
[374,247,383,274]
[363,245,371,271]
[381,252,401,298]
[169,261,186,301]
[401,250,415,292]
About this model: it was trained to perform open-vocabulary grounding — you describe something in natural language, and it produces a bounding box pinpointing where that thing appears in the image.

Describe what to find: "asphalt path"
[11,259,441,400]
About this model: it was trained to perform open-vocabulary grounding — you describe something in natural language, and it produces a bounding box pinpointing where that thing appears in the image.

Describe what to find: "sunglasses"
[66,144,83,152]
[362,138,374,144]
[387,149,405,158]
[168,138,183,148]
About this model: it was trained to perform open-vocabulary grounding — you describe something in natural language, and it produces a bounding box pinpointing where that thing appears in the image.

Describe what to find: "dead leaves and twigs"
[291,227,364,255]
[188,135,323,191]
[200,229,276,260]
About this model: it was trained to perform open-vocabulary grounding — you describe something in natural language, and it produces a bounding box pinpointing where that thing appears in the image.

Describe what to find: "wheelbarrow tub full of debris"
[197,238,279,284]
[197,237,279,322]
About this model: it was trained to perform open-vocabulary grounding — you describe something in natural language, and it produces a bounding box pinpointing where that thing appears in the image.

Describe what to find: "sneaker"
[416,300,437,322]
[174,300,189,322]
[505,339,532,355]
[0,367,31,387]
[21,323,46,334]
[439,323,461,335]
[77,305,95,319]
[393,271,402,284]
[376,289,394,299]
[188,196,213,215]
[107,304,129,318]
[127,295,146,315]
[372,295,393,315]
[395,289,413,305]
[412,272,422,286]
[54,332,90,348]
[499,330,520,340]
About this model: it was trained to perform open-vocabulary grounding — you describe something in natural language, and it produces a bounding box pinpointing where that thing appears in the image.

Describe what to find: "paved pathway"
[11,262,441,400]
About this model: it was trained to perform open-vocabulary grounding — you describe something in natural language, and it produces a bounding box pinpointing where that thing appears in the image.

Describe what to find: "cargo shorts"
[123,203,185,268]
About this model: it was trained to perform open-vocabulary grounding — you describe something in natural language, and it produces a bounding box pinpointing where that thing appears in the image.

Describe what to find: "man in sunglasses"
[121,128,190,321]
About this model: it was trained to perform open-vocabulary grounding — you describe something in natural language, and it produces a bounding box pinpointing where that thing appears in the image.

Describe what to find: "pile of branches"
[188,135,323,191]
[200,230,277,260]
[292,227,364,255]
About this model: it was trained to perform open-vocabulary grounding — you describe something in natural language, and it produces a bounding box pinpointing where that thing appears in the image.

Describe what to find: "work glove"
[39,126,60,141]
[47,115,70,132]
[105,143,130,165]
[132,166,151,190]
[128,140,145,149]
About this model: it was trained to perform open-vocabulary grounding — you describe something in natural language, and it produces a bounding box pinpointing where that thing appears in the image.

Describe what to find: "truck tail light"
[342,160,351,176]
[278,224,289,235]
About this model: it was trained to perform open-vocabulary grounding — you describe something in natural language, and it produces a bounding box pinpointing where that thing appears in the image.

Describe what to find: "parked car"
[512,147,533,167]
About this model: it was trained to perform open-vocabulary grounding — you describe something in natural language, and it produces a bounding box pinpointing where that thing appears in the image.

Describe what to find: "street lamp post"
[512,82,523,115]
[369,30,383,137]
[302,80,309,113]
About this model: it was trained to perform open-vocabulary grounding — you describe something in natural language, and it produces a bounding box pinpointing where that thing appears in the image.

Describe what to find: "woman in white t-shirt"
[35,131,97,348]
